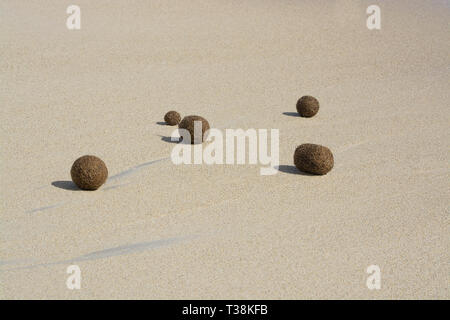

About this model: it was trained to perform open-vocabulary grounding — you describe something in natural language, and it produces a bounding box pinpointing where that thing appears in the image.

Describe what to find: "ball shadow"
[282,112,300,117]
[51,180,81,191]
[156,121,167,125]
[158,135,181,144]
[276,165,315,176]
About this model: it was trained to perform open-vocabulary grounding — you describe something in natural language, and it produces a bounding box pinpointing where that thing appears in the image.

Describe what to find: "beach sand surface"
[1,0,449,299]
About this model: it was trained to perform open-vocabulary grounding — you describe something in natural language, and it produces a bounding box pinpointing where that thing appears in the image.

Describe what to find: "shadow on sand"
[276,165,315,176]
[282,112,300,117]
[158,135,180,144]
[51,180,81,191]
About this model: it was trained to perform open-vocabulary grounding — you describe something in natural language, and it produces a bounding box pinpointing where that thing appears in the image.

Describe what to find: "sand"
[1,0,449,299]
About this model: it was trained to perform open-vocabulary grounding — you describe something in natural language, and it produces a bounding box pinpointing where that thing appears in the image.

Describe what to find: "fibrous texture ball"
[178,115,210,144]
[296,95,319,117]
[70,155,108,190]
[294,144,334,175]
[164,111,181,126]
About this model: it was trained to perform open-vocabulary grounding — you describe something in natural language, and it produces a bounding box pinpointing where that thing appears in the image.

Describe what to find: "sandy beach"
[1,0,449,299]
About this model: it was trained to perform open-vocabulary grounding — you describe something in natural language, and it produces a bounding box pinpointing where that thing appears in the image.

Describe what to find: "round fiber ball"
[294,144,334,175]
[164,111,181,126]
[70,155,108,190]
[296,96,319,117]
[178,115,210,144]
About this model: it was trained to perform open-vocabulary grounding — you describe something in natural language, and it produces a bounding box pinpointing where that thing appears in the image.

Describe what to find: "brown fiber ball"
[178,115,210,144]
[70,155,108,190]
[164,111,181,126]
[294,144,334,175]
[296,96,319,117]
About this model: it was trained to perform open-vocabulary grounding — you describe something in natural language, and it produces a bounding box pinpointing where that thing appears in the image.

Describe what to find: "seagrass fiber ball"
[296,96,319,117]
[70,155,108,190]
[164,111,181,126]
[294,144,334,175]
[178,115,210,144]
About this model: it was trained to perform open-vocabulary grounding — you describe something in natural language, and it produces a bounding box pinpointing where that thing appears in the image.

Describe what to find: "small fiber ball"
[178,115,210,144]
[164,111,181,126]
[70,155,108,190]
[294,144,334,175]
[296,96,319,117]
